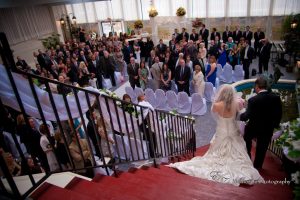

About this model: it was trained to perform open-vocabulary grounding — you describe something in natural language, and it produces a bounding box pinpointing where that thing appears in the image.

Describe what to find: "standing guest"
[190,28,199,42]
[194,52,206,79]
[215,36,221,49]
[16,56,30,71]
[243,26,253,47]
[138,61,148,90]
[165,52,175,79]
[122,40,133,64]
[192,65,205,97]
[229,45,239,68]
[54,132,71,170]
[134,46,141,64]
[160,63,172,91]
[175,59,191,95]
[78,51,88,65]
[258,39,272,74]
[37,49,47,70]
[232,26,243,44]
[226,37,235,51]
[86,109,102,159]
[169,36,176,52]
[199,24,209,49]
[186,55,194,80]
[172,28,180,43]
[254,28,265,58]
[178,28,189,42]
[241,76,282,169]
[205,56,217,87]
[186,40,198,61]
[57,75,72,95]
[127,57,140,89]
[145,37,154,60]
[208,40,219,59]
[150,56,163,90]
[148,50,156,69]
[79,28,86,43]
[78,61,90,87]
[218,43,227,67]
[198,43,207,64]
[240,40,255,79]
[99,51,116,87]
[210,28,221,41]
[39,124,59,172]
[156,39,167,55]
[87,55,97,78]
[222,26,232,43]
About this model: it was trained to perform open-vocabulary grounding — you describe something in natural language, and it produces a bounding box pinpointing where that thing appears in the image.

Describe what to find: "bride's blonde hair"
[214,84,237,112]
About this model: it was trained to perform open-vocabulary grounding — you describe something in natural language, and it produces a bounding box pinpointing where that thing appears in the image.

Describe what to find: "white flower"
[289,130,295,137]
[291,171,300,184]
[292,140,300,151]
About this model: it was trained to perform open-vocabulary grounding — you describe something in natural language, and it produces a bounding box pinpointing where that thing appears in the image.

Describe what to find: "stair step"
[30,182,96,200]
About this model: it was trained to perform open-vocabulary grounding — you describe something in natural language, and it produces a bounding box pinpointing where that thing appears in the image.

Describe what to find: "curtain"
[171,0,188,16]
[228,0,248,17]
[250,0,271,16]
[208,0,225,18]
[109,0,123,20]
[122,0,139,20]
[284,0,300,15]
[190,0,206,18]
[72,3,86,23]
[85,2,96,23]
[137,0,150,20]
[154,0,170,17]
[95,1,109,20]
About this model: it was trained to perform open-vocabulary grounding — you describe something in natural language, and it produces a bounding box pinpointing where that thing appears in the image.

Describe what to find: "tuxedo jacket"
[222,31,232,43]
[174,65,190,86]
[258,43,272,61]
[199,29,209,41]
[189,33,199,42]
[156,43,167,55]
[127,63,140,84]
[243,31,253,43]
[240,46,255,62]
[254,31,265,43]
[16,60,29,70]
[240,91,282,138]
[232,30,243,43]
[210,32,221,41]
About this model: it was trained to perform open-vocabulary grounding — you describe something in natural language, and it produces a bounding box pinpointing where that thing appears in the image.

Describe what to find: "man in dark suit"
[243,26,253,47]
[254,28,265,58]
[78,50,88,65]
[37,49,47,70]
[178,28,189,42]
[127,57,140,89]
[240,76,282,169]
[210,28,221,41]
[175,59,190,95]
[199,24,209,49]
[189,28,199,42]
[86,109,102,159]
[258,39,272,74]
[193,52,206,78]
[156,39,167,55]
[232,26,243,44]
[172,28,180,43]
[16,56,29,71]
[222,26,232,43]
[99,50,116,86]
[240,40,255,79]
[122,41,133,64]
[208,40,219,59]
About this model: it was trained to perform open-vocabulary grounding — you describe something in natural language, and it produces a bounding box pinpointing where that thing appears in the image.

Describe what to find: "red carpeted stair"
[29,145,294,200]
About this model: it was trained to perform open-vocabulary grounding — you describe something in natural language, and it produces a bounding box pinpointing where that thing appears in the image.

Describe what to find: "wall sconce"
[291,18,297,29]
[60,17,65,25]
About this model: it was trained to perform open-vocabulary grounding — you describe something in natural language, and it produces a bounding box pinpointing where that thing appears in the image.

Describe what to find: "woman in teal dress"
[138,61,148,90]
[205,56,217,87]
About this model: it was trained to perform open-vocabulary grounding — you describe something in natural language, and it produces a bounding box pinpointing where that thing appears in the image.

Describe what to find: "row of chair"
[125,82,216,115]
[215,64,244,87]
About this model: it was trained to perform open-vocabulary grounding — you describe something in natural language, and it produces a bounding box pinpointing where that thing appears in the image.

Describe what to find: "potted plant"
[40,33,60,50]
[134,20,144,29]
[149,8,158,18]
[176,7,186,17]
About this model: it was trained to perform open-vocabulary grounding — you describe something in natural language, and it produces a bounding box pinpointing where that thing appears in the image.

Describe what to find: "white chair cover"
[113,134,131,160]
[166,90,178,110]
[177,92,191,114]
[125,86,137,104]
[134,87,144,98]
[89,78,97,88]
[204,82,216,103]
[191,93,207,115]
[155,89,169,111]
[145,88,157,108]
[114,72,122,84]
[222,64,233,83]
[216,64,224,82]
[128,137,149,160]
[233,65,244,82]
[102,76,112,89]
[170,80,178,93]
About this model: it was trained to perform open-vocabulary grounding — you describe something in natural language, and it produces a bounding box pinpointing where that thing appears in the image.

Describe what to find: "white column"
[150,17,158,45]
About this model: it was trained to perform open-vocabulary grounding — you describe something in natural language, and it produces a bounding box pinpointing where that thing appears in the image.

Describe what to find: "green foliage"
[40,33,60,50]
[282,13,300,55]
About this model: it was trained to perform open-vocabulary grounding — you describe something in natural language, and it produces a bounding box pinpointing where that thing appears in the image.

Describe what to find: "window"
[284,0,300,15]
[273,0,287,16]
[72,3,86,24]
[250,0,270,16]
[95,1,109,20]
[122,0,139,20]
[171,0,188,16]
[189,0,206,18]
[154,0,170,17]
[85,2,96,23]
[137,0,150,20]
[228,0,248,17]
[208,0,225,18]
[109,0,123,20]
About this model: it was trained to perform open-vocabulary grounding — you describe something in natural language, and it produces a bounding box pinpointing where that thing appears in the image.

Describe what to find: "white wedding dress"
[168,114,264,186]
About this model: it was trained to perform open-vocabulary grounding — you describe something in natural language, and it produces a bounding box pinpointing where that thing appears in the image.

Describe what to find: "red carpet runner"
[30,145,293,200]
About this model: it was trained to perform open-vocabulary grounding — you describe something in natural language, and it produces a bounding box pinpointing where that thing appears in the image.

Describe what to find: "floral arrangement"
[192,18,202,28]
[176,7,186,17]
[134,20,143,29]
[167,130,183,140]
[275,118,300,159]
[169,109,179,115]
[149,9,158,18]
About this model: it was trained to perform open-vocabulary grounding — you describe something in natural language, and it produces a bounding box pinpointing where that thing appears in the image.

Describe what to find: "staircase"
[29,146,293,200]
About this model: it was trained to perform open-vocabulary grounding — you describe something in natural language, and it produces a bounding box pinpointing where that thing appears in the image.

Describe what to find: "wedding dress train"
[168,115,264,186]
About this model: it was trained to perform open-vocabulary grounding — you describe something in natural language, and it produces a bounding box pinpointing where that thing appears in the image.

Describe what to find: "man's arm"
[240,98,254,122]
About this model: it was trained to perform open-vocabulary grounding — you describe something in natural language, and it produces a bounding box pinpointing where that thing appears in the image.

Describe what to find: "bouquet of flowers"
[176,7,186,17]
[134,20,143,29]
[149,9,158,18]
[192,18,202,28]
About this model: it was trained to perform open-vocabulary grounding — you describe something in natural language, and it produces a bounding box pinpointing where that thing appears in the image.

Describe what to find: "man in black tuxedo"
[232,26,243,44]
[240,40,255,79]
[189,28,199,42]
[193,52,206,78]
[240,76,282,169]
[175,59,190,95]
[258,39,272,74]
[156,39,167,55]
[16,56,30,71]
[210,28,221,41]
[254,28,265,58]
[222,26,232,43]
[208,40,219,59]
[199,24,209,49]
[243,26,253,47]
[179,28,189,42]
[172,28,180,43]
[127,57,140,89]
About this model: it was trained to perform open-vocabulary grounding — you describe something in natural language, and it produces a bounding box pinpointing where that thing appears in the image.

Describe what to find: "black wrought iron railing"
[0,32,196,199]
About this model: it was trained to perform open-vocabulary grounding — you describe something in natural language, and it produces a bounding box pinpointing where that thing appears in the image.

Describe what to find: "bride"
[168,84,264,186]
